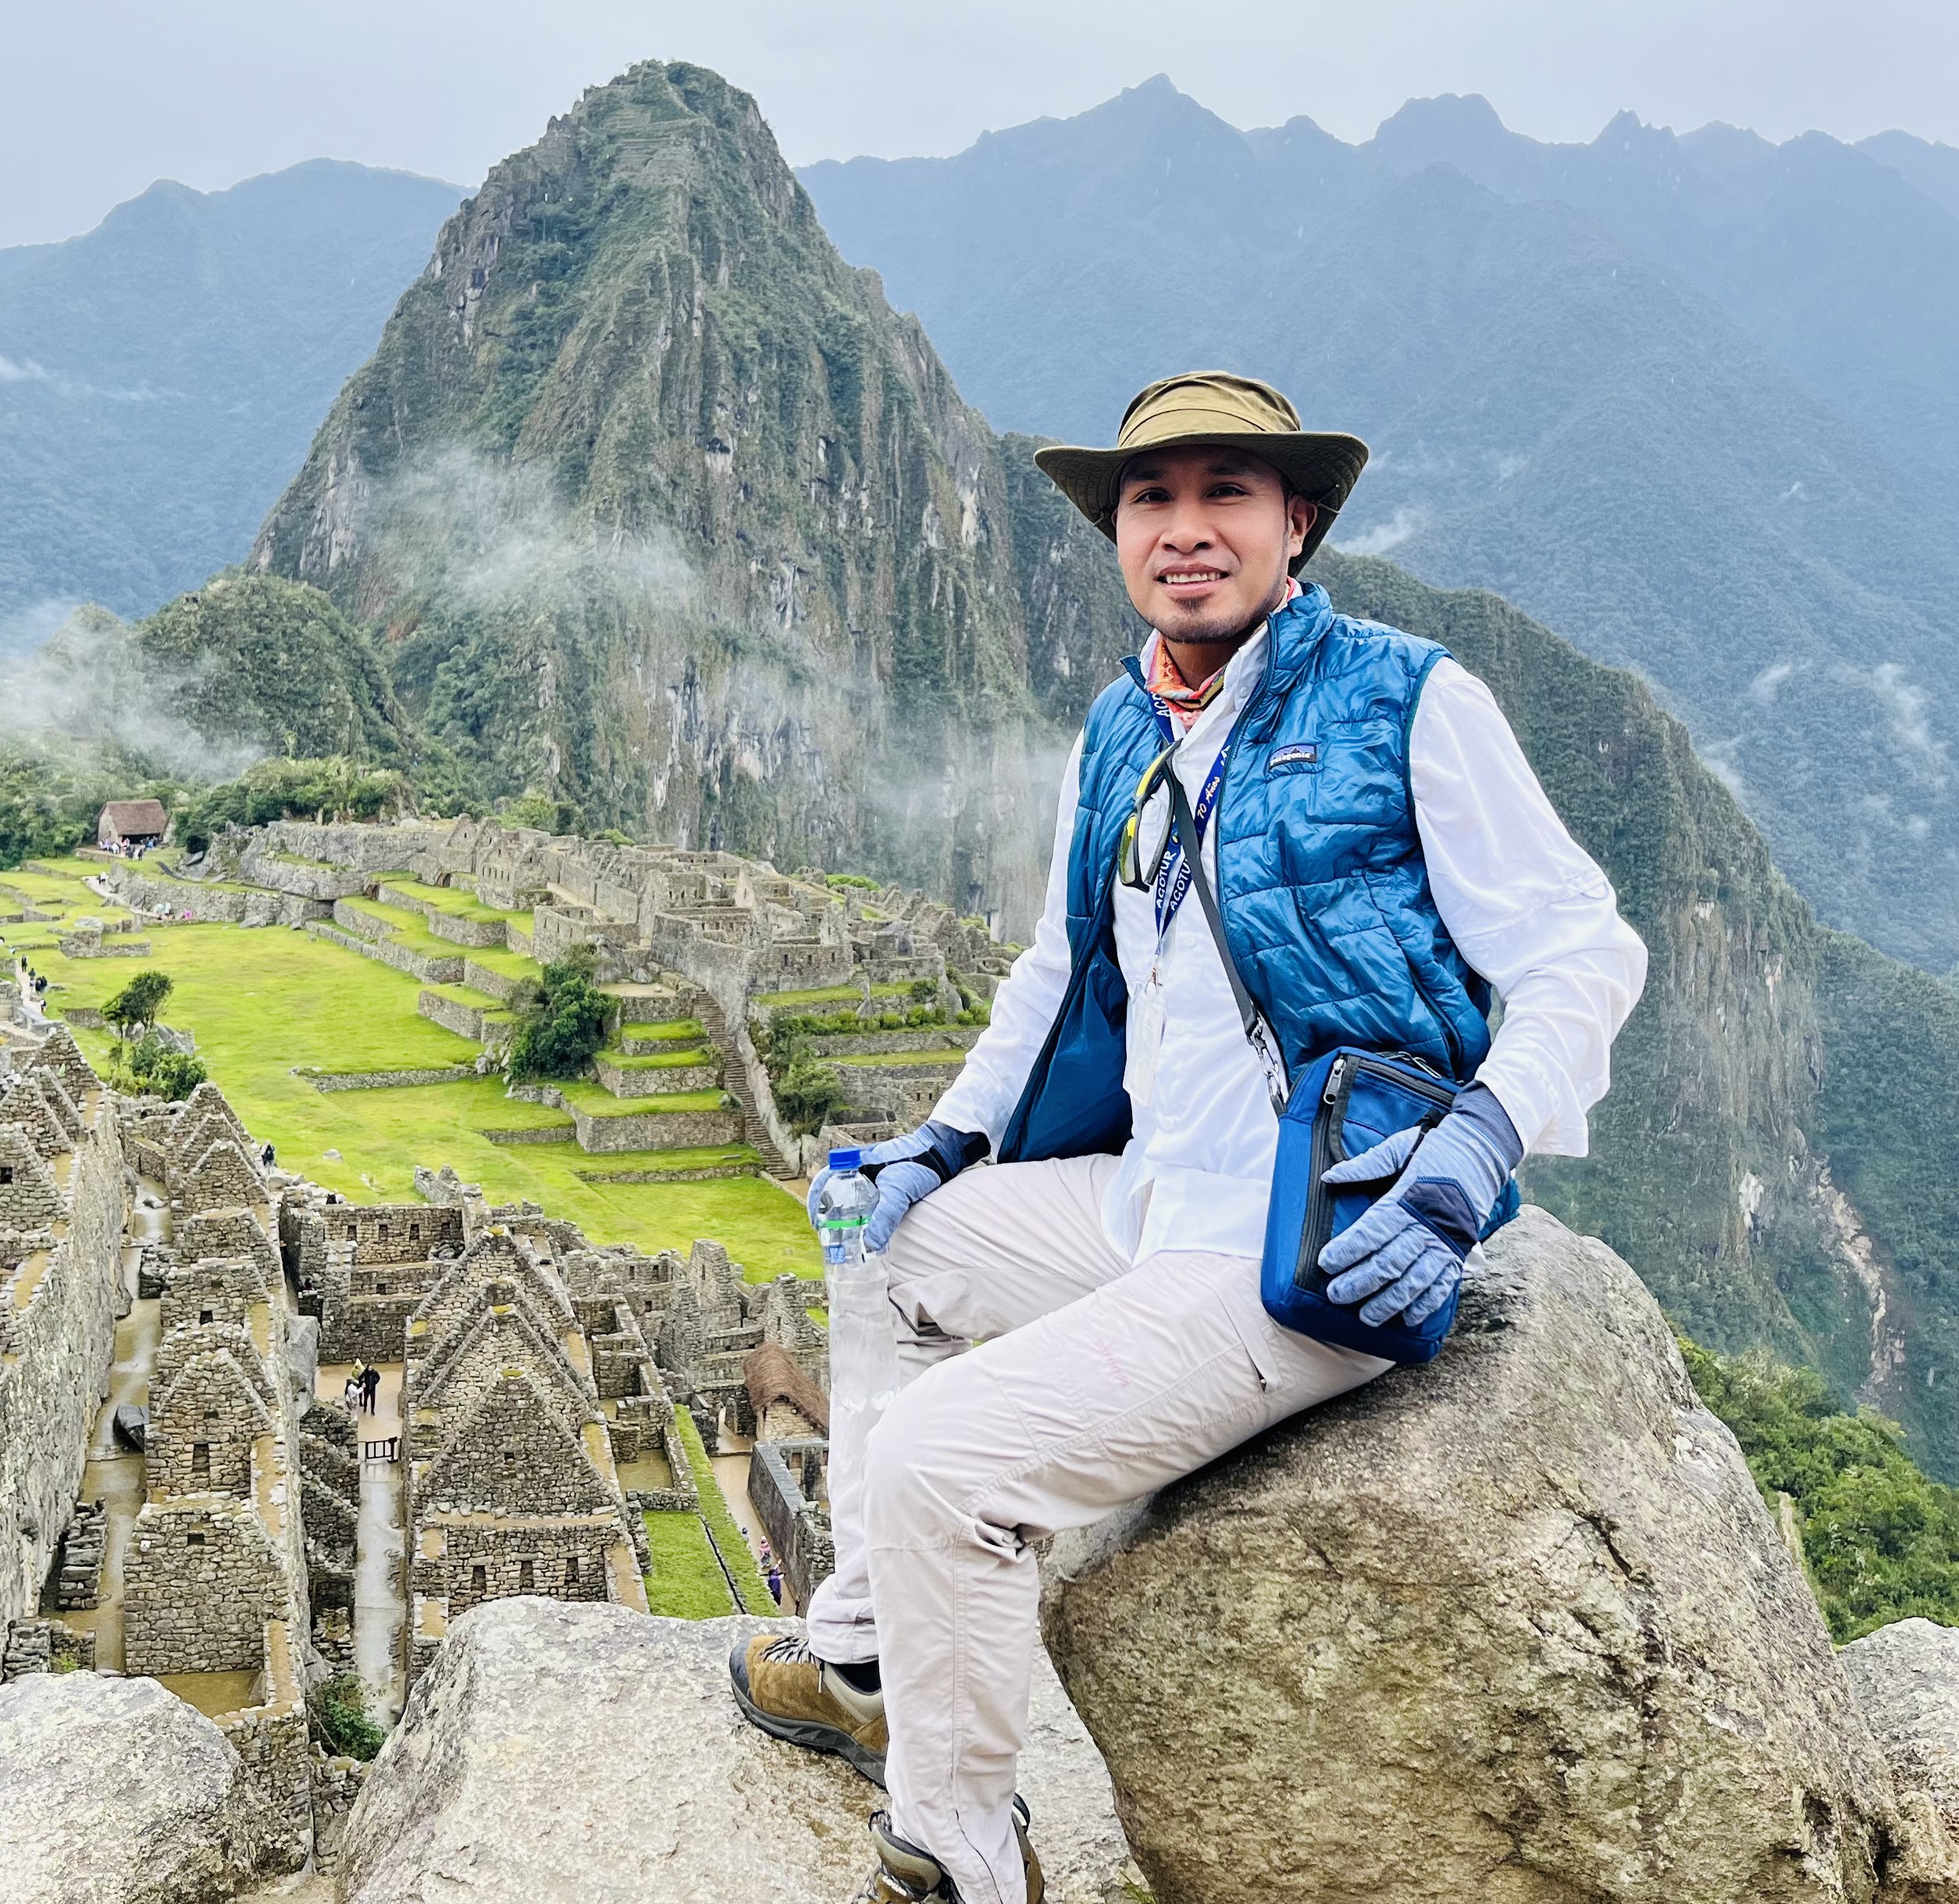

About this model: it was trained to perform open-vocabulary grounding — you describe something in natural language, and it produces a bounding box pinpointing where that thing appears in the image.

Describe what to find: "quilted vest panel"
[1000,585,1491,1163]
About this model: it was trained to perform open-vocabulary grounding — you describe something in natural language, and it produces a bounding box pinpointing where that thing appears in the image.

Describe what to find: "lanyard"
[1150,740,1230,941]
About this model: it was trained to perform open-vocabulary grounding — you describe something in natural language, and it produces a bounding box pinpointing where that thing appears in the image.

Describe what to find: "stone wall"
[414,1521,616,1622]
[0,1054,123,1635]
[123,1500,289,1674]
[306,1063,478,1091]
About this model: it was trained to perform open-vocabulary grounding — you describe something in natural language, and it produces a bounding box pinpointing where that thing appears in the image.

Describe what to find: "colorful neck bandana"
[1145,578,1302,731]
[1145,640,1229,730]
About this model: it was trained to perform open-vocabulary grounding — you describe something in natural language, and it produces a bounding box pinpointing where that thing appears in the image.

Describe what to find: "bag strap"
[1167,770,1291,1115]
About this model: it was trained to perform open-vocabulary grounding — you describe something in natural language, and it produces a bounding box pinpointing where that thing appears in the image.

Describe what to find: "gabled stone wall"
[123,1499,289,1674]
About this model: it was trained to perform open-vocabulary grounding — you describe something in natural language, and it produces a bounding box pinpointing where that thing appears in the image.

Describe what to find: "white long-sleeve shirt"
[934,624,1647,1265]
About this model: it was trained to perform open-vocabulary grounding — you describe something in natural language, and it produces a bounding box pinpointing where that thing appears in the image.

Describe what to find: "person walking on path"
[362,1365,381,1415]
[728,373,1647,1904]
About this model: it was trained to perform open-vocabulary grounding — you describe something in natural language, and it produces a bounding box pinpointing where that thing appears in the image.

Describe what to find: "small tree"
[103,970,174,1042]
[505,952,611,1083]
[771,1034,846,1136]
[128,1034,205,1101]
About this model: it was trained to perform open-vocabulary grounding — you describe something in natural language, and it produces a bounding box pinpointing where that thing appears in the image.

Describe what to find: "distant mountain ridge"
[800,82,1959,976]
[0,159,463,642]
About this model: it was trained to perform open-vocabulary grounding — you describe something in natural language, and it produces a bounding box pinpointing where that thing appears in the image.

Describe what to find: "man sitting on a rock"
[731,371,1647,1904]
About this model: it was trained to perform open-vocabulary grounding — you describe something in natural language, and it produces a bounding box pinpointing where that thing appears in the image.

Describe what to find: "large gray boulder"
[1843,1619,1959,1843]
[1040,1205,1918,1904]
[0,1671,271,1903]
[338,1600,1134,1902]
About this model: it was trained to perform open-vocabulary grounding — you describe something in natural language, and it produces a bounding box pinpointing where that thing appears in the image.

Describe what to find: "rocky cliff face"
[254,62,1074,931]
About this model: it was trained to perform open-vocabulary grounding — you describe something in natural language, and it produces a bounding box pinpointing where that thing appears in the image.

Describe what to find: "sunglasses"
[1117,744,1182,892]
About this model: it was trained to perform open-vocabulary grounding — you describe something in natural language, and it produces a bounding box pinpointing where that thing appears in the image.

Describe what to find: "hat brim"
[1033,429,1368,571]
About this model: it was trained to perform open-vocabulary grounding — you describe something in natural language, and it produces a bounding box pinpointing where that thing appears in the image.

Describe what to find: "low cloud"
[0,351,169,402]
[1,603,262,779]
[1869,660,1948,784]
[1332,505,1426,557]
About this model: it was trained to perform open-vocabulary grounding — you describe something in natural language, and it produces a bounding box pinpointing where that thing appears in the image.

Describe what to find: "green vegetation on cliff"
[1687,1340,1959,1642]
[134,574,405,763]
[255,60,1053,922]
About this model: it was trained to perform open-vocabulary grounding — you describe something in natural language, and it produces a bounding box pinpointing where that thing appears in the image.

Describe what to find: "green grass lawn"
[383,877,530,929]
[674,1411,778,1615]
[39,915,821,1279]
[603,1045,716,1070]
[1,859,136,926]
[753,981,914,1009]
[622,1017,705,1042]
[643,1510,734,1618]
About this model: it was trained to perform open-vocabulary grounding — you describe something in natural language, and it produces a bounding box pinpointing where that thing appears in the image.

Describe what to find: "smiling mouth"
[1157,568,1227,587]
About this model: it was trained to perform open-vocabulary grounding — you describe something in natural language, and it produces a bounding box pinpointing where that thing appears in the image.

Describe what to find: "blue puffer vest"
[998,584,1493,1164]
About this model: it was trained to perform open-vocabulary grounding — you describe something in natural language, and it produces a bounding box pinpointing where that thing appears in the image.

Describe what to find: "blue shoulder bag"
[1166,776,1519,1366]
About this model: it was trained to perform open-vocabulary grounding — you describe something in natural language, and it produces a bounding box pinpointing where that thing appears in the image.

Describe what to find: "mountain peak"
[1368,94,1524,177]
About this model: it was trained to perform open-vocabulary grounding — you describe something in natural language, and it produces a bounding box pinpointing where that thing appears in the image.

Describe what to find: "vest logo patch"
[1268,742,1320,772]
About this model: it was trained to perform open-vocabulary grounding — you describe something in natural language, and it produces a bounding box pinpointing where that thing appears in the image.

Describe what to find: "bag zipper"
[1293,1052,1457,1294]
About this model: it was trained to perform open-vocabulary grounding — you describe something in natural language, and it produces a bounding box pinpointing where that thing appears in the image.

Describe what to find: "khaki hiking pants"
[803,1155,1391,1904]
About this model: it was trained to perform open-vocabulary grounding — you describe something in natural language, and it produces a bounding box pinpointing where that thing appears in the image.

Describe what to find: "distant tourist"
[362,1365,381,1413]
[260,1141,276,1168]
[342,1372,361,1413]
[728,372,1648,1904]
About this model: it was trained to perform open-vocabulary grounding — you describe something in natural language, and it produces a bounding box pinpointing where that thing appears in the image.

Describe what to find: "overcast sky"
[2,0,1954,250]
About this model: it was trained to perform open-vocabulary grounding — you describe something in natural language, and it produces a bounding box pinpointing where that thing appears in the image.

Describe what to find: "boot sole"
[730,1657,889,1788]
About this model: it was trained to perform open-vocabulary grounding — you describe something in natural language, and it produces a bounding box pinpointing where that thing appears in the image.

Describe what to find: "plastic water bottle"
[815,1148,900,1450]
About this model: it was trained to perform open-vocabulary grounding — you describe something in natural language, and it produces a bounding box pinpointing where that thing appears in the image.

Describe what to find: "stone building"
[95,799,169,849]
[280,1183,465,1362]
[401,1229,647,1683]
[119,1086,312,1858]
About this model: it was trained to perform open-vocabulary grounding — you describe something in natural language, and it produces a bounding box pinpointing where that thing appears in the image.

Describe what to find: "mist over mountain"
[800,80,1959,976]
[0,159,463,646]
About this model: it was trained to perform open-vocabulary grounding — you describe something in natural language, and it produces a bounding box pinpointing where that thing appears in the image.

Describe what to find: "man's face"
[1113,446,1316,644]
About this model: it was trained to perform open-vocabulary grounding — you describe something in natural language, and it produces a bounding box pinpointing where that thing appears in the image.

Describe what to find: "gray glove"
[806,1119,989,1254]
[1316,1084,1522,1328]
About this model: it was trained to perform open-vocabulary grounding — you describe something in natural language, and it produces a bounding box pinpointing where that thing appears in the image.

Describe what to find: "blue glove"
[1315,1084,1523,1328]
[806,1119,989,1254]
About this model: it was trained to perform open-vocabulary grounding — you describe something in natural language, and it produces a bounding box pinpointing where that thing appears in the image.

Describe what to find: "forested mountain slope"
[0,160,462,640]
[255,62,1067,929]
[800,81,1959,977]
[1364,94,1959,484]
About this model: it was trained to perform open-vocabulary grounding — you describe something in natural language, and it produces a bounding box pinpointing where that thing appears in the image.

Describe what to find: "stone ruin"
[0,1028,124,1641]
[102,813,1017,1169]
[401,1226,649,1682]
[0,979,849,1894]
[119,1101,313,1859]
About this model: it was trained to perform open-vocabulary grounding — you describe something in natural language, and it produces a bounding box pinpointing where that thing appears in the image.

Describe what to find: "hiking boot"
[729,1632,888,1785]
[849,1798,1045,1903]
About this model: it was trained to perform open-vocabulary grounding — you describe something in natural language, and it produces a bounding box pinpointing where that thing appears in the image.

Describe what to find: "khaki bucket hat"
[1034,370,1369,572]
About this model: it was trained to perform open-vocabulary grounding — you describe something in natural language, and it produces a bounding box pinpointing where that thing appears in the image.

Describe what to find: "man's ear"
[1288,496,1319,561]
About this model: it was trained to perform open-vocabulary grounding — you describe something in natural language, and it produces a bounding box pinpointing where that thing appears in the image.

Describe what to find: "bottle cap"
[828,1147,863,1170]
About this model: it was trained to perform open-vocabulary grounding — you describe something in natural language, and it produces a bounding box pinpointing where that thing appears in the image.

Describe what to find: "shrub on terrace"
[771,1037,846,1136]
[127,1034,206,1101]
[505,951,611,1083]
